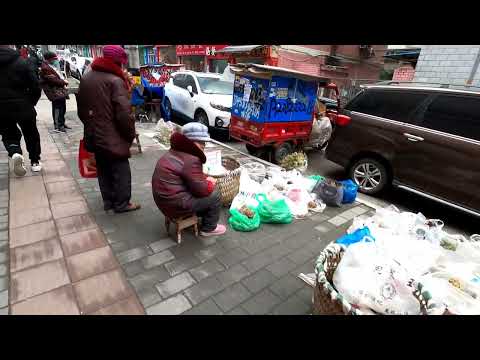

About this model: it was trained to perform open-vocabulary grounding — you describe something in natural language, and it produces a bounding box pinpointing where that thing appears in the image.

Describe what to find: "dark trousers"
[95,153,132,211]
[52,98,66,129]
[191,189,221,232]
[0,110,41,164]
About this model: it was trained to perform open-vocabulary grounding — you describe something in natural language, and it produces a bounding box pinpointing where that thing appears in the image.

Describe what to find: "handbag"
[312,178,344,207]
[78,139,97,178]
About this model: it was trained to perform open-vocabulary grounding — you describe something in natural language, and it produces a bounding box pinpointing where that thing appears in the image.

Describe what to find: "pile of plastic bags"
[331,205,480,315]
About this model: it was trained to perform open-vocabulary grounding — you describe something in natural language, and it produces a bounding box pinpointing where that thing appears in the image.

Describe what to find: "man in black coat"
[0,45,42,175]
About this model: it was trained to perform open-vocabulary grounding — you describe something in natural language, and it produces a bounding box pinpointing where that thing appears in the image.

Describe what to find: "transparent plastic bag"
[230,170,262,211]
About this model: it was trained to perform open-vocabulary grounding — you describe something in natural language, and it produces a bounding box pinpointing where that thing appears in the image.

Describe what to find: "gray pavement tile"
[123,260,145,278]
[0,290,7,308]
[194,243,226,263]
[0,230,7,242]
[116,246,153,265]
[189,259,225,282]
[271,295,311,315]
[216,247,250,268]
[0,276,7,292]
[164,255,202,277]
[287,247,316,266]
[0,307,8,315]
[328,215,349,227]
[0,252,7,264]
[215,264,251,288]
[213,282,251,313]
[0,264,6,277]
[142,250,175,270]
[269,274,305,300]
[241,269,278,294]
[128,266,171,292]
[226,307,249,315]
[137,287,162,309]
[266,257,298,278]
[314,221,336,234]
[146,294,192,315]
[155,272,196,299]
[351,206,370,215]
[308,213,330,223]
[241,244,291,273]
[149,238,177,253]
[241,289,282,315]
[110,241,131,254]
[290,260,316,277]
[183,299,223,315]
[296,286,314,306]
[183,276,225,305]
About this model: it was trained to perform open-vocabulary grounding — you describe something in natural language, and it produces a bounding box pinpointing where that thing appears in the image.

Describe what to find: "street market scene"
[0,44,479,315]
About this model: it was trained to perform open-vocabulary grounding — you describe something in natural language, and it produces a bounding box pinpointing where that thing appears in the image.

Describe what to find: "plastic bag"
[333,240,423,315]
[78,139,97,178]
[335,227,375,246]
[312,179,343,207]
[285,188,312,219]
[242,162,266,183]
[256,193,293,224]
[229,207,261,232]
[308,117,332,148]
[230,170,263,211]
[340,179,358,204]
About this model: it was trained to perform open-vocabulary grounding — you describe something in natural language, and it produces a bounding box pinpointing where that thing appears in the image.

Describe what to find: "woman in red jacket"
[152,123,226,237]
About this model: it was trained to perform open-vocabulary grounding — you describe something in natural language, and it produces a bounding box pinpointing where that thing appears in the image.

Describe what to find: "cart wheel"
[246,144,268,159]
[273,142,293,164]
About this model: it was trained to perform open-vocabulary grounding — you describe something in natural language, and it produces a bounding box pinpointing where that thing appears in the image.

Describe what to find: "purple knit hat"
[102,45,128,65]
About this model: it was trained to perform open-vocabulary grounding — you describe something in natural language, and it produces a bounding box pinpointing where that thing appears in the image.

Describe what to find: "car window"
[173,74,186,88]
[420,94,480,141]
[346,89,428,124]
[184,75,198,94]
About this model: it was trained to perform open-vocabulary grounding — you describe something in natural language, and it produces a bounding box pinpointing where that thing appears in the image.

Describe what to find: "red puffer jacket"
[77,57,135,159]
[39,62,69,101]
[152,132,215,219]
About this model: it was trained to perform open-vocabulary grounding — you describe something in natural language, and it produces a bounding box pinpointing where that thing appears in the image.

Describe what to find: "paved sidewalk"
[5,97,144,315]
[38,97,374,315]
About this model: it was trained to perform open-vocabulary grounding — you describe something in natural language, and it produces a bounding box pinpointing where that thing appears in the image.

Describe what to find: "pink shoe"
[200,224,227,237]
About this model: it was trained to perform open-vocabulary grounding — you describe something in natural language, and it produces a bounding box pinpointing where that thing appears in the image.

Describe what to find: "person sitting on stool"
[152,123,226,237]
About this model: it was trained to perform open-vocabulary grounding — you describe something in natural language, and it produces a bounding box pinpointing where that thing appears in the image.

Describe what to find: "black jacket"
[0,48,41,118]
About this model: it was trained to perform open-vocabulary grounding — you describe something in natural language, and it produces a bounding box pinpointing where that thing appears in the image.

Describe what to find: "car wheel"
[164,98,172,120]
[194,110,209,127]
[273,142,293,164]
[349,158,389,195]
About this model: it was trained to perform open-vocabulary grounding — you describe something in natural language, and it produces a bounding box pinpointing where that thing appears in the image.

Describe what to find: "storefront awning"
[216,45,264,54]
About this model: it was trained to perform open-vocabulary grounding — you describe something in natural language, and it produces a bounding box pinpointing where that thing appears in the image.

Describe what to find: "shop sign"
[176,45,227,57]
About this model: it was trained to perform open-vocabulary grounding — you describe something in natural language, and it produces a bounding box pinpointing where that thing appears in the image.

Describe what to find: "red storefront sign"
[176,45,228,58]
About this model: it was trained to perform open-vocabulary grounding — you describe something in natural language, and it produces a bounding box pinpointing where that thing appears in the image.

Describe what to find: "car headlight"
[210,102,231,112]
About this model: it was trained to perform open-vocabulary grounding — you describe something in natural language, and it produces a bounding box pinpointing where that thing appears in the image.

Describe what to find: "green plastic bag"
[229,207,261,232]
[256,193,293,224]
[308,175,325,182]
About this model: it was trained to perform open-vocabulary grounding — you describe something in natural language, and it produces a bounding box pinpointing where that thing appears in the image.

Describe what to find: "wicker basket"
[313,243,446,315]
[206,157,241,207]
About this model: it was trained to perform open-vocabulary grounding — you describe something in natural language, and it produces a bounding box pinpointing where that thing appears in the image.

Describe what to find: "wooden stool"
[165,215,199,244]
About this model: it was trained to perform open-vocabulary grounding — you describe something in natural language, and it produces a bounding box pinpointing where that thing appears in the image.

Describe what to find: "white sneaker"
[12,153,27,177]
[31,162,42,172]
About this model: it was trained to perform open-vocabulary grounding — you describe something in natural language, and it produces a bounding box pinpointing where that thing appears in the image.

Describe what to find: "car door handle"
[403,133,424,142]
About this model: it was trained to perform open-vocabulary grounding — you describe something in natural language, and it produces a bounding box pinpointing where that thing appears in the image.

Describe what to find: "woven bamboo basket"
[313,243,446,315]
[206,157,241,207]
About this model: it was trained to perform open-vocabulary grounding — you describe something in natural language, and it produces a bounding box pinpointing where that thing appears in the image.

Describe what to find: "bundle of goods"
[280,152,308,173]
[153,119,181,146]
[313,205,480,315]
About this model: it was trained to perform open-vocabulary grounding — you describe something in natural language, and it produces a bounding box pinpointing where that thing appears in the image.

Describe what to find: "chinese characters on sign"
[176,45,227,57]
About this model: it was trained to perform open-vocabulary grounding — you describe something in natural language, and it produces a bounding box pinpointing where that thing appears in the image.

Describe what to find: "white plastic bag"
[333,240,423,315]
[230,169,262,211]
[308,116,332,148]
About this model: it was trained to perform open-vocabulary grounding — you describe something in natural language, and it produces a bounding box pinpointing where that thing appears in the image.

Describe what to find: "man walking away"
[77,45,140,213]
[39,51,70,133]
[0,45,42,175]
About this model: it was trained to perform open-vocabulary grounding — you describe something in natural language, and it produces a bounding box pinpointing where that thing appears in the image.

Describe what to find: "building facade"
[414,45,480,86]
[176,45,229,73]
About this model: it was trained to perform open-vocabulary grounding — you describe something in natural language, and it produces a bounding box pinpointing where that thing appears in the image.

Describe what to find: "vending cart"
[228,63,347,164]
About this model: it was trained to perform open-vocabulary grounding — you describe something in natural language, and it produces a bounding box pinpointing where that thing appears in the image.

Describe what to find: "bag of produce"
[255,193,292,224]
[230,170,262,211]
[312,178,344,207]
[340,179,358,204]
[229,206,261,232]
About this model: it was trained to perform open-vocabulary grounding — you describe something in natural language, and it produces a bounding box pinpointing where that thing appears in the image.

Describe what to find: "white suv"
[164,71,233,131]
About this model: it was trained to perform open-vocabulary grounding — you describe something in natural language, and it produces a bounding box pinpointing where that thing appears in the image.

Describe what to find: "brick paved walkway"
[43,97,372,315]
[3,96,373,315]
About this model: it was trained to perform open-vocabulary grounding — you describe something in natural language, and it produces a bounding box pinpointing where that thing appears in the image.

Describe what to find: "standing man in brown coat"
[77,45,140,213]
